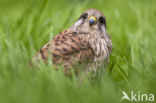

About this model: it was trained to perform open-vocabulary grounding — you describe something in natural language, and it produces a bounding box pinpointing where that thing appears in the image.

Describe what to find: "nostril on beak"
[89,19,95,26]
[89,16,96,26]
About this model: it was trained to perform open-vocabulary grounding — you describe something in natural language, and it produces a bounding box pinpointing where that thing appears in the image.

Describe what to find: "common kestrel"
[31,9,113,76]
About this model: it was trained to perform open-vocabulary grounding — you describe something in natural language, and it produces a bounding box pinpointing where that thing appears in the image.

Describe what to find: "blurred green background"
[0,0,156,103]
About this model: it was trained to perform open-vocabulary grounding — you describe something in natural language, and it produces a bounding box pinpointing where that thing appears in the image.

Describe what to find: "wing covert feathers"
[31,30,94,75]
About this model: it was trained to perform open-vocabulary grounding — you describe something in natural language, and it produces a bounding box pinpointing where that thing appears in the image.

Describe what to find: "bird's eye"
[82,13,88,19]
[99,16,106,28]
[99,16,105,24]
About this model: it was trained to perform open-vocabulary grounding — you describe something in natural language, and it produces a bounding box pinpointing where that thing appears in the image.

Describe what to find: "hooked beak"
[89,16,97,26]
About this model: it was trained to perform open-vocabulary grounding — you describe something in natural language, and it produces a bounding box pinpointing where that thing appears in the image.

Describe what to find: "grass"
[0,0,156,103]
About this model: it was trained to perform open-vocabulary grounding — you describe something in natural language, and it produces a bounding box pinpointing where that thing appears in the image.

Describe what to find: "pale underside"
[32,28,112,76]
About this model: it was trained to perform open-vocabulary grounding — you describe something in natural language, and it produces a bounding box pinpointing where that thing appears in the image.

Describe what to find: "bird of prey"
[31,9,113,76]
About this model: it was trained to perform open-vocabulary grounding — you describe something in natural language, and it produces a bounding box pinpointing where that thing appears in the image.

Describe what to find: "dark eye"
[99,16,106,27]
[82,13,88,19]
[99,17,105,24]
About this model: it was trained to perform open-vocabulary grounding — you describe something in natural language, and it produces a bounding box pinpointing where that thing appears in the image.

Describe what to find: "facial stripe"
[98,23,102,31]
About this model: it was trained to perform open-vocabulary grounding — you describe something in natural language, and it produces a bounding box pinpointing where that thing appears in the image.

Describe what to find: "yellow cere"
[89,16,97,21]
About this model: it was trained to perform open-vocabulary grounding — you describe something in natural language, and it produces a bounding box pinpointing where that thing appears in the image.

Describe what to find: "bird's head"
[71,9,107,37]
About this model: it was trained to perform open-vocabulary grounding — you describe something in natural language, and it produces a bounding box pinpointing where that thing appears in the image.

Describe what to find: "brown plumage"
[31,9,113,76]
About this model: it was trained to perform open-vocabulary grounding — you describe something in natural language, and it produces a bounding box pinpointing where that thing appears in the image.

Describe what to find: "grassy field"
[0,0,156,103]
